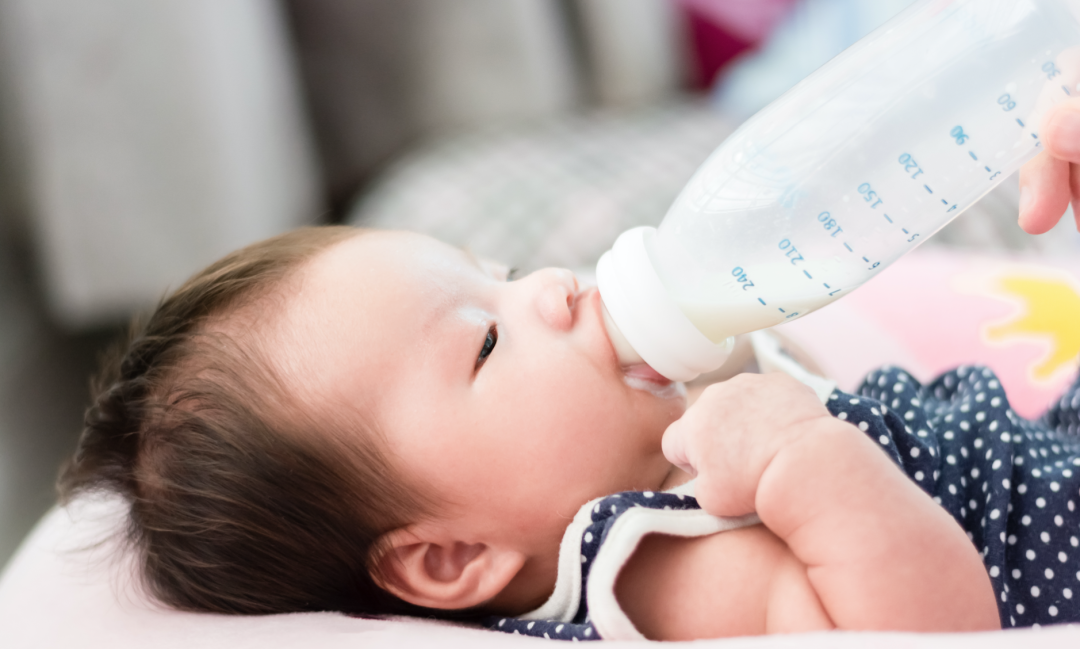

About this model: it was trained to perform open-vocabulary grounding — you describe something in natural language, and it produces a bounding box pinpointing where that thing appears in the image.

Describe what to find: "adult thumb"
[1041,98,1080,163]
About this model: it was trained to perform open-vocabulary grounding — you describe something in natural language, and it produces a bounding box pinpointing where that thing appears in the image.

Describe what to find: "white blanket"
[1,495,1079,647]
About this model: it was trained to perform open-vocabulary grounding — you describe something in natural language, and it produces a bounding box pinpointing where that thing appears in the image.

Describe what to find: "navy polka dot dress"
[486,366,1080,639]
[832,365,1080,628]
[483,490,705,641]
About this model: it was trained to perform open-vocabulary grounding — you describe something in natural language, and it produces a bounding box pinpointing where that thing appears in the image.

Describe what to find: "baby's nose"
[534,268,578,331]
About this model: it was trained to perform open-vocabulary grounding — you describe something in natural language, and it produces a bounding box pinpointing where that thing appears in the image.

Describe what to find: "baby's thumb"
[661,421,696,477]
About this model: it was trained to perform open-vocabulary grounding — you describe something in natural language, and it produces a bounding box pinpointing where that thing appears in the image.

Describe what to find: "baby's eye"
[506,267,519,281]
[477,325,498,369]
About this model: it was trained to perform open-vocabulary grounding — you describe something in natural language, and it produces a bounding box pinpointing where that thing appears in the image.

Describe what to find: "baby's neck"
[659,465,693,491]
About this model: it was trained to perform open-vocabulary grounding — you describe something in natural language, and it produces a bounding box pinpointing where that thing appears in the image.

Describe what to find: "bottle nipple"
[602,301,644,367]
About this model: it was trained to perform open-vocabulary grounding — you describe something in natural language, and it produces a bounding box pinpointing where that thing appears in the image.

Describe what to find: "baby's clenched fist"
[661,373,834,517]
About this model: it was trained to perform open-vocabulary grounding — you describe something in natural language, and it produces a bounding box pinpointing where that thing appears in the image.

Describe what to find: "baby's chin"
[621,364,687,400]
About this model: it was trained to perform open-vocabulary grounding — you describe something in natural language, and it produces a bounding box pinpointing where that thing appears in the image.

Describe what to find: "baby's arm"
[616,520,833,639]
[618,373,999,639]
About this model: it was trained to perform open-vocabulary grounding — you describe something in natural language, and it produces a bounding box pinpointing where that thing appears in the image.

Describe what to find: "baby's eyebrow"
[461,247,511,281]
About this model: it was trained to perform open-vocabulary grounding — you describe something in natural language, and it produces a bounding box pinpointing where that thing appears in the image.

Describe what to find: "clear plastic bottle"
[598,0,1080,382]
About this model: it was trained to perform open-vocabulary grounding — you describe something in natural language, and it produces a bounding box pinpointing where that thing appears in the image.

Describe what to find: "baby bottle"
[598,0,1080,382]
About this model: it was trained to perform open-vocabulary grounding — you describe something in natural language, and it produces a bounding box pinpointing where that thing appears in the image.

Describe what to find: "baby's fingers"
[661,419,696,478]
[661,408,756,516]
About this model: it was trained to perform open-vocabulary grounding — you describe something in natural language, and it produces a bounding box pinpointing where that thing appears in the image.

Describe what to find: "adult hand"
[1019,98,1080,234]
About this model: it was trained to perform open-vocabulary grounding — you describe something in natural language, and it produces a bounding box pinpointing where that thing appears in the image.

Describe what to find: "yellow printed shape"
[984,274,1080,382]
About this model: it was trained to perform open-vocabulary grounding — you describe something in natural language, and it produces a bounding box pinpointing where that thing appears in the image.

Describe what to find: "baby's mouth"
[622,363,670,385]
[621,365,685,399]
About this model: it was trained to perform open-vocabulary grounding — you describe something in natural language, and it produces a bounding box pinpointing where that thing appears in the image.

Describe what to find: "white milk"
[677,292,838,344]
[597,0,1080,381]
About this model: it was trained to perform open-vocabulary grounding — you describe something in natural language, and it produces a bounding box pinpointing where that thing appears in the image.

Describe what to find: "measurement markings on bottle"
[816,211,844,237]
[900,152,949,212]
[731,266,755,291]
[898,153,924,180]
[958,113,1023,184]
[778,239,804,265]
[738,264,828,314]
[888,155,935,236]
[857,182,884,208]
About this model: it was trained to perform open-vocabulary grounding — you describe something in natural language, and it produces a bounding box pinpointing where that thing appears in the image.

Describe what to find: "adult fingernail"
[1019,186,1033,217]
[1051,110,1080,158]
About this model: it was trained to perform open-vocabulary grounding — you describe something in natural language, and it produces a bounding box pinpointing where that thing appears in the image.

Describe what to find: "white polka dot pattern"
[831,366,1080,628]
[488,366,1080,639]
[485,491,700,640]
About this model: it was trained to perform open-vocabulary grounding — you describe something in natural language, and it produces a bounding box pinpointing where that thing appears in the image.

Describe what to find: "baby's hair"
[58,226,431,616]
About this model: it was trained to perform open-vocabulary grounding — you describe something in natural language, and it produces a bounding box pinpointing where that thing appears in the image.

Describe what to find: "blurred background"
[1,0,1079,569]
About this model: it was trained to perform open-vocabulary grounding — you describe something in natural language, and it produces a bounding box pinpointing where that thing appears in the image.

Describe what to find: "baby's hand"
[661,373,831,517]
[663,373,999,633]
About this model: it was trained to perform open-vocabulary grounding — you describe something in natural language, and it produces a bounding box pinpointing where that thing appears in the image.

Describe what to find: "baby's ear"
[373,525,526,611]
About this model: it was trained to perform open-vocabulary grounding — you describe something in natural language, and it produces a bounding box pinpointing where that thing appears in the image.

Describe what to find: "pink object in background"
[676,0,797,41]
[780,249,1080,419]
[674,0,798,87]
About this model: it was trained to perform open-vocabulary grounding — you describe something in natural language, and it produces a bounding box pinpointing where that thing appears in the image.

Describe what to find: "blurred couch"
[344,0,1080,275]
[2,0,1075,329]
[0,0,702,328]
[0,0,322,328]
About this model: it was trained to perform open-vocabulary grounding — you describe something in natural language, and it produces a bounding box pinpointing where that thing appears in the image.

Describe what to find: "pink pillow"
[781,248,1080,419]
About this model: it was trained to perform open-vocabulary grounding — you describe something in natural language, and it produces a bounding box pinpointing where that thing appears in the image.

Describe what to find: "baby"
[59,106,1080,640]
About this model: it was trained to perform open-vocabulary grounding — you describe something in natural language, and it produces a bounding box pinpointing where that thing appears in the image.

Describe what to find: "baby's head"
[61,226,687,617]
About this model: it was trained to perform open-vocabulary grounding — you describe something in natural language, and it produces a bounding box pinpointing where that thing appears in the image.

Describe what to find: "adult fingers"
[1018,151,1071,234]
[1041,99,1080,163]
[1072,163,1080,232]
